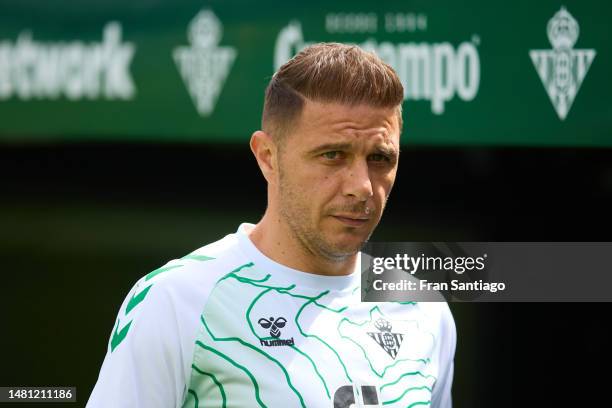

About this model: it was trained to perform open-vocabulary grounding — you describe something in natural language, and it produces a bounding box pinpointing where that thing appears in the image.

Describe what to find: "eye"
[322,151,343,160]
[368,153,390,163]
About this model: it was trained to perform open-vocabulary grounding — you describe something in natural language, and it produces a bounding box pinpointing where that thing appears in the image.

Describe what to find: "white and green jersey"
[87,223,455,408]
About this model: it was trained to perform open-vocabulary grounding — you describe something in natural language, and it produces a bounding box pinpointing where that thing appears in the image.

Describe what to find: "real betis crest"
[367,318,404,359]
[174,10,237,116]
[529,7,596,121]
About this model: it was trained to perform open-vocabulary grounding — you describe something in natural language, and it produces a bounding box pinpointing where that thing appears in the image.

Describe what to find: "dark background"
[2,143,611,406]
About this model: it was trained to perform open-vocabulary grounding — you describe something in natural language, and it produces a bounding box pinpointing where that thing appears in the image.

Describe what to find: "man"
[87,42,455,408]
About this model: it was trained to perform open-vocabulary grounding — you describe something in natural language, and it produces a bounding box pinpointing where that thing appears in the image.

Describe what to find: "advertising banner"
[0,1,609,146]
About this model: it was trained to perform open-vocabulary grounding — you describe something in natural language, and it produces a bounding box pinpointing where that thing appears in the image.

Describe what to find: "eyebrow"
[374,145,399,158]
[307,142,399,159]
[307,143,353,156]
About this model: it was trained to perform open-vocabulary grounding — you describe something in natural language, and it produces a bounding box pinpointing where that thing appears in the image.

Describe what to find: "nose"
[342,159,373,201]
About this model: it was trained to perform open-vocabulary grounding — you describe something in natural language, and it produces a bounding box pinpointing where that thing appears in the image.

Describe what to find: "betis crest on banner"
[174,10,237,117]
[529,7,596,121]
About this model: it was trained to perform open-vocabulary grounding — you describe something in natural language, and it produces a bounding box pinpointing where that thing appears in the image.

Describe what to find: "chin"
[317,246,360,262]
[327,238,366,256]
[316,225,372,255]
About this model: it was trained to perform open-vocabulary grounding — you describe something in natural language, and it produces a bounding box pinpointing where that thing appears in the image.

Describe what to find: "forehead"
[290,100,400,148]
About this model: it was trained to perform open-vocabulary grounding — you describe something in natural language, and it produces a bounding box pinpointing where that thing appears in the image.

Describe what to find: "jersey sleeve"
[86,273,186,408]
[430,303,457,408]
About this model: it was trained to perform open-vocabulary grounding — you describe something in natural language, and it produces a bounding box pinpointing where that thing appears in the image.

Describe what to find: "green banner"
[0,0,610,146]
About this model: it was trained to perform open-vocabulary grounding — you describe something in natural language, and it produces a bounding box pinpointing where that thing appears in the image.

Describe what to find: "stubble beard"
[278,172,376,263]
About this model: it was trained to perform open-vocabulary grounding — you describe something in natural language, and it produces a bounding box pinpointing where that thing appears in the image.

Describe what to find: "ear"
[250,130,277,183]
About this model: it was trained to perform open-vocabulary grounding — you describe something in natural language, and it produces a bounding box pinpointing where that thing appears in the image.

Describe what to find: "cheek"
[305,169,341,196]
[285,168,336,211]
[373,173,396,202]
[307,178,338,214]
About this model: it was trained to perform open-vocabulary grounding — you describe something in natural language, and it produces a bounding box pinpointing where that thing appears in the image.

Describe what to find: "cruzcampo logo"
[274,20,481,115]
[529,7,596,120]
[173,9,237,116]
[367,318,405,359]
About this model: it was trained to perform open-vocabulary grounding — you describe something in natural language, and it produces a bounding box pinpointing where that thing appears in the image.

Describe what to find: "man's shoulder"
[406,301,456,340]
[415,302,456,352]
[132,231,250,301]
[109,231,250,347]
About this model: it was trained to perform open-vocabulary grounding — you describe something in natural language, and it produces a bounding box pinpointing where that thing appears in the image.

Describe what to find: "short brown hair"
[262,43,404,141]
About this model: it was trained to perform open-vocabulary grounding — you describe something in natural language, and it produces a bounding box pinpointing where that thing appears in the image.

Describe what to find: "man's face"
[275,100,401,261]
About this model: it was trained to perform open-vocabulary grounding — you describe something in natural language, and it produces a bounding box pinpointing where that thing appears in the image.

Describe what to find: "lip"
[331,215,370,227]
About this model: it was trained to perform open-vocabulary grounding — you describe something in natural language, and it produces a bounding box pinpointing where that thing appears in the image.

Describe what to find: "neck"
[247,212,357,276]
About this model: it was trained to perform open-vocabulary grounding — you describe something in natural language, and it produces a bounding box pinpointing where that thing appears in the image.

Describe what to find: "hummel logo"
[257,316,287,338]
[257,316,294,347]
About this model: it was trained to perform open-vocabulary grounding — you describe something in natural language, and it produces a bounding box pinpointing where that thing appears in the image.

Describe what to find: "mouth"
[331,215,370,227]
